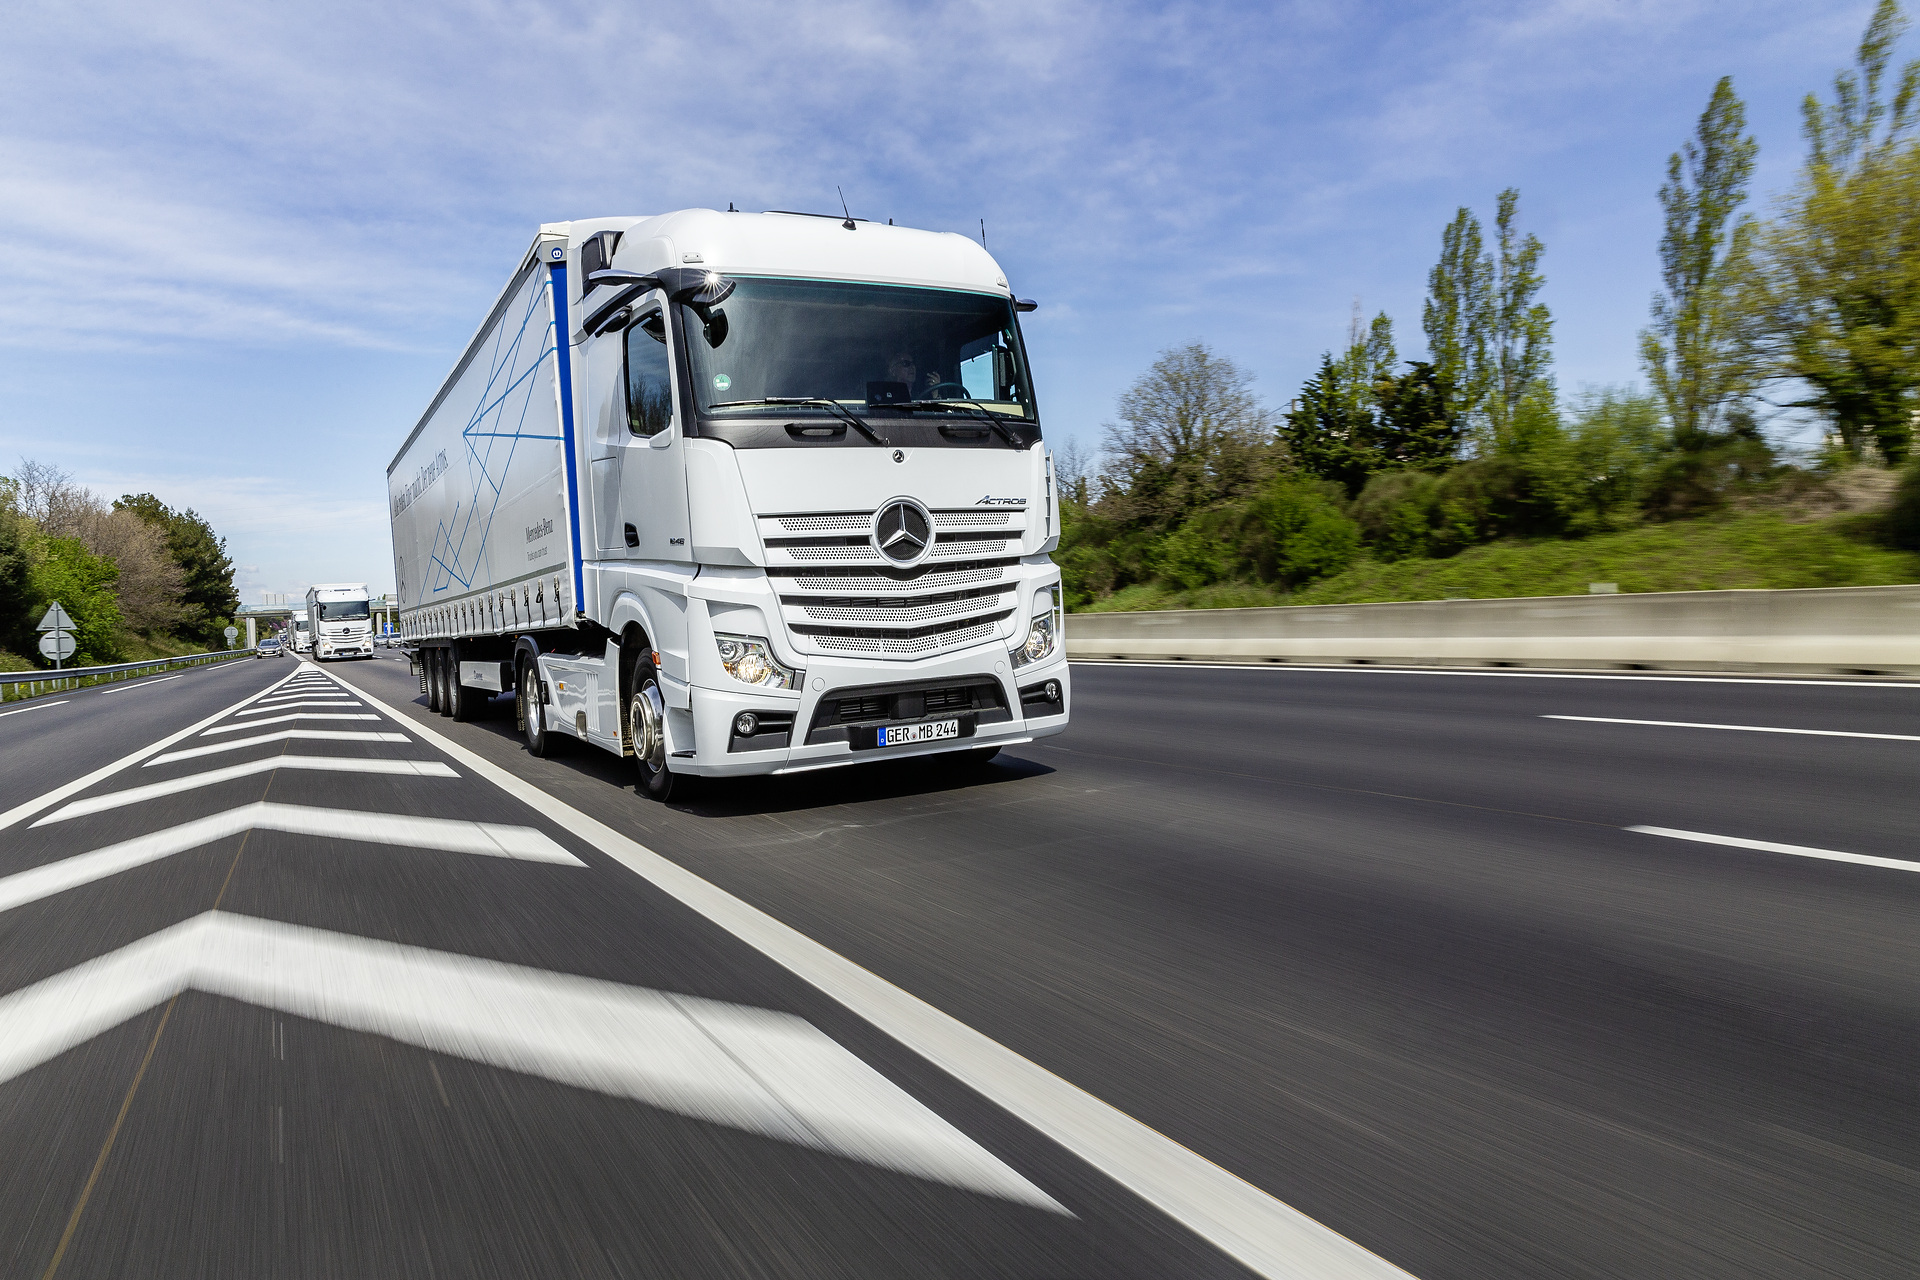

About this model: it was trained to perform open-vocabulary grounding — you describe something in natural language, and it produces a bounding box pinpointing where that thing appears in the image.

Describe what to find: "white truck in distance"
[389,209,1069,799]
[307,583,374,661]
[291,617,312,653]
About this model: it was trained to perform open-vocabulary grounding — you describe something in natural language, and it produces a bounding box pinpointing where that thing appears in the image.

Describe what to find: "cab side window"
[625,310,672,437]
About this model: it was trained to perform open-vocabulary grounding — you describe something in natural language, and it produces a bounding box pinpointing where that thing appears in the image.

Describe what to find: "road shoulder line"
[321,666,1413,1280]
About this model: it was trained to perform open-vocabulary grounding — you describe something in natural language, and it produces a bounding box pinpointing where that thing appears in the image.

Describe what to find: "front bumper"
[671,646,1069,777]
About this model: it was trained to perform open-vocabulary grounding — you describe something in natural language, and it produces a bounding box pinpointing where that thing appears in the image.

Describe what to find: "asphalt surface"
[3,652,1917,1278]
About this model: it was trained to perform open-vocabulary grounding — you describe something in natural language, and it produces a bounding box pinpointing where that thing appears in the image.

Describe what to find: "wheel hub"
[632,681,667,769]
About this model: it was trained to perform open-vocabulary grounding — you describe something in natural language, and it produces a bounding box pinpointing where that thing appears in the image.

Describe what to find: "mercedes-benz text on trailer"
[389,209,1069,800]
[308,582,375,660]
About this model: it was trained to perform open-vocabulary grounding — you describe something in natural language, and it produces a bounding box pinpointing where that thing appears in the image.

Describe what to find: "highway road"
[3,652,1917,1278]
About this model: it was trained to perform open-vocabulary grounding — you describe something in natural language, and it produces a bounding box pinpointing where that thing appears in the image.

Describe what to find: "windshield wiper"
[708,398,889,445]
[892,400,1024,447]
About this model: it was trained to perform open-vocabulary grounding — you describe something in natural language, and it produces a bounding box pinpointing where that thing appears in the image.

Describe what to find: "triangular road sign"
[36,602,73,632]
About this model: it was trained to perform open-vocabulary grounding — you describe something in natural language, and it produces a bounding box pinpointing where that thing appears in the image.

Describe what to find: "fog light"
[734,712,759,737]
[1045,679,1060,702]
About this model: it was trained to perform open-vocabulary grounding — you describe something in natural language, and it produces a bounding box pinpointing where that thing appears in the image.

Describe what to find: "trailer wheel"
[435,652,456,717]
[448,656,480,722]
[519,659,555,757]
[630,657,689,801]
[425,650,444,713]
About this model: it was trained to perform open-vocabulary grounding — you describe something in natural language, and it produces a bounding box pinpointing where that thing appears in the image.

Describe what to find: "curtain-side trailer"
[390,209,1069,800]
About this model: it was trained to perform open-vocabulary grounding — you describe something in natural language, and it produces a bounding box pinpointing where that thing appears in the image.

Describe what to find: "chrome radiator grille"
[758,507,1027,660]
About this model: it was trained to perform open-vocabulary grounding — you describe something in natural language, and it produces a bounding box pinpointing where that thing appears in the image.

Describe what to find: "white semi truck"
[306,583,375,660]
[389,209,1069,800]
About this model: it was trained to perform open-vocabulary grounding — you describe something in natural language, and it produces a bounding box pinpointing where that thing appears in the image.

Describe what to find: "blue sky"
[0,0,1892,602]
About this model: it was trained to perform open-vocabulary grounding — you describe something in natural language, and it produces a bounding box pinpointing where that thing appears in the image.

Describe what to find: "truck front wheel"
[629,658,688,802]
[519,660,555,757]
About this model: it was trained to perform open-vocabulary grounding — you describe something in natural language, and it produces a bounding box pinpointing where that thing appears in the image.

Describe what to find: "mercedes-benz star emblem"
[872,500,932,565]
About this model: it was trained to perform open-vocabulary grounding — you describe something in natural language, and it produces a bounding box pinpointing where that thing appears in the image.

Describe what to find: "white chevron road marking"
[203,713,380,734]
[237,700,364,715]
[0,912,1059,1210]
[33,758,459,825]
[147,729,410,766]
[0,803,581,913]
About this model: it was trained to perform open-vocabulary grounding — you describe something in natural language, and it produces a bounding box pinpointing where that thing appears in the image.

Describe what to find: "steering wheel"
[927,382,973,400]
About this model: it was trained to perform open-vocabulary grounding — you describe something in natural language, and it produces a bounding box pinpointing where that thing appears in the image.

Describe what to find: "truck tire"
[435,652,455,717]
[629,656,689,802]
[425,650,444,713]
[449,660,481,722]
[519,658,556,757]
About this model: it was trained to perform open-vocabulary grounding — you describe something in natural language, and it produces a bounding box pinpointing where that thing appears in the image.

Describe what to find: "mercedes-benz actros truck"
[389,209,1069,800]
[307,583,375,660]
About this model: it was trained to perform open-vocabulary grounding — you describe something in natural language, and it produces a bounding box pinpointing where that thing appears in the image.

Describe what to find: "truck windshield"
[687,278,1035,423]
[318,601,370,620]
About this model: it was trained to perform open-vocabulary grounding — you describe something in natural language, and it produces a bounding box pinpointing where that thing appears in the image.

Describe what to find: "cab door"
[583,322,628,557]
[616,304,692,562]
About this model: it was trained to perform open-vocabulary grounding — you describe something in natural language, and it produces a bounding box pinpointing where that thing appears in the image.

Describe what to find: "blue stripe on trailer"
[547,259,587,616]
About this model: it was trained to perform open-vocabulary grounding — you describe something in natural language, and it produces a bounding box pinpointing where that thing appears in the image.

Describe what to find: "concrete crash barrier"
[1064,584,1920,675]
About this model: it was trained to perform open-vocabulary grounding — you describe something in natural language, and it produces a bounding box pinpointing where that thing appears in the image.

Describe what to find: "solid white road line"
[96,673,186,694]
[34,757,459,825]
[0,801,582,914]
[323,670,1411,1277]
[0,700,70,720]
[1070,660,1920,689]
[1544,714,1920,742]
[202,712,380,734]
[1627,826,1920,875]
[0,911,1058,1209]
[0,664,308,832]
[237,700,364,715]
[146,728,411,766]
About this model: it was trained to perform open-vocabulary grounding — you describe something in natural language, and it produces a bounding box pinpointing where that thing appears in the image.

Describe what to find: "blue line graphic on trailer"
[422,272,566,597]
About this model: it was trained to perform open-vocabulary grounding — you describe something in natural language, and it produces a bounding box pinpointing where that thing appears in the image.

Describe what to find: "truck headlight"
[1011,588,1062,668]
[714,634,799,690]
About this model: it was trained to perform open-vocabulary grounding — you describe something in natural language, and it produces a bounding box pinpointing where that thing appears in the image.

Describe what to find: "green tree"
[0,479,39,655]
[1424,206,1491,425]
[1745,0,1920,462]
[1099,343,1277,531]
[30,537,123,665]
[1641,76,1760,446]
[116,492,239,643]
[1286,314,1462,495]
[1486,188,1553,446]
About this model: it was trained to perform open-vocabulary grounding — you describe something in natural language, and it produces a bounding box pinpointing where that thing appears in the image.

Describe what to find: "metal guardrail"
[0,648,258,702]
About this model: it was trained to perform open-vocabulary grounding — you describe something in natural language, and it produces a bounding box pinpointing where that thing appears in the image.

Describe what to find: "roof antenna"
[837,187,856,230]
[727,201,736,212]
[980,218,987,247]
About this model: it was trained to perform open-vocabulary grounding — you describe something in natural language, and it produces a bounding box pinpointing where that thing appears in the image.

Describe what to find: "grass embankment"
[1073,512,1920,612]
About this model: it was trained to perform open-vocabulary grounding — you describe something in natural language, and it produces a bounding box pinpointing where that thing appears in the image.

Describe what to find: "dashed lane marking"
[0,802,582,914]
[146,729,410,767]
[1545,714,1920,742]
[96,674,186,695]
[0,700,70,720]
[33,758,459,826]
[1627,826,1920,875]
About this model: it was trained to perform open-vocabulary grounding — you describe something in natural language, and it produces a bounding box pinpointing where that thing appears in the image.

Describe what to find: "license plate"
[878,719,959,747]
